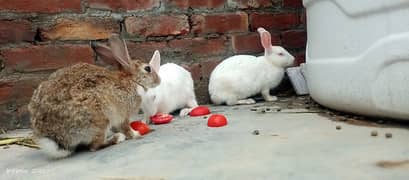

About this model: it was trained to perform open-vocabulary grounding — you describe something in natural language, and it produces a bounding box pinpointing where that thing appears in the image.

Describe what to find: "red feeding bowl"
[207,114,228,127]
[130,121,150,135]
[150,113,173,124]
[189,106,211,117]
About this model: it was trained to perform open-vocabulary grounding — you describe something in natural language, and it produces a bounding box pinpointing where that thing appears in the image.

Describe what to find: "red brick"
[192,12,248,34]
[250,13,299,30]
[40,17,119,41]
[186,63,201,81]
[300,10,306,25]
[126,41,168,62]
[88,0,160,11]
[1,44,94,72]
[0,84,12,104]
[168,37,227,57]
[0,74,48,104]
[125,15,189,37]
[186,59,222,81]
[0,0,82,13]
[228,0,272,9]
[294,52,305,65]
[200,59,222,77]
[281,30,307,48]
[283,0,303,8]
[231,32,280,54]
[0,20,35,44]
[167,0,225,9]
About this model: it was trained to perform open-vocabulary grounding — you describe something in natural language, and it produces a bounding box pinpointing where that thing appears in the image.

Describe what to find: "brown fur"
[28,35,160,156]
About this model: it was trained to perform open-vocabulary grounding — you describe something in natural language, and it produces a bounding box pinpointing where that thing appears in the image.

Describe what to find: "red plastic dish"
[189,106,211,117]
[207,114,228,127]
[130,121,150,135]
[151,113,173,124]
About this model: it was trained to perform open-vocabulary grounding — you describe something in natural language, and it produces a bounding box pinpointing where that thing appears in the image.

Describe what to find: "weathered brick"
[281,30,307,48]
[200,59,222,77]
[192,12,248,34]
[283,0,303,8]
[294,52,305,65]
[0,84,12,104]
[125,15,189,37]
[0,20,35,44]
[1,44,94,72]
[0,0,82,13]
[88,0,160,11]
[40,17,119,41]
[167,0,225,9]
[300,10,306,25]
[186,63,201,81]
[186,59,221,80]
[231,32,280,54]
[0,73,48,104]
[168,37,227,57]
[228,0,272,9]
[250,12,299,30]
[126,41,168,62]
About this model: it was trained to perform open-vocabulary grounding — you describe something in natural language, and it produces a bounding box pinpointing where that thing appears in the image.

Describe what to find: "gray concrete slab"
[1,104,408,180]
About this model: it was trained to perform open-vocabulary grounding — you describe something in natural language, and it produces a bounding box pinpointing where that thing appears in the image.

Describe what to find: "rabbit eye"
[144,66,151,73]
[278,52,285,56]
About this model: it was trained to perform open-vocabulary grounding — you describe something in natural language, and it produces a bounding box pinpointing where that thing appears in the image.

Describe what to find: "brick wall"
[0,0,306,130]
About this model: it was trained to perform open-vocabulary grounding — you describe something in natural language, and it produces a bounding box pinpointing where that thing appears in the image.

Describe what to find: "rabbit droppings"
[209,27,295,105]
[29,34,161,158]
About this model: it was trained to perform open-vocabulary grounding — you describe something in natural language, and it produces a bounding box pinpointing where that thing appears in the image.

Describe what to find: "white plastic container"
[303,0,409,120]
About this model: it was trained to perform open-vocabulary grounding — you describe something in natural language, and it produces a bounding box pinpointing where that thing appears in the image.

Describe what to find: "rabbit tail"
[37,137,72,159]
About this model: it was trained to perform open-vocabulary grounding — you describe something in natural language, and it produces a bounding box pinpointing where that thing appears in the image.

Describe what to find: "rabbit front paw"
[237,98,256,105]
[264,95,278,102]
[179,108,192,117]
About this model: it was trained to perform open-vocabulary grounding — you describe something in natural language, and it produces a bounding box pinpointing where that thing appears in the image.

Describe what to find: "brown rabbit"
[28,34,161,158]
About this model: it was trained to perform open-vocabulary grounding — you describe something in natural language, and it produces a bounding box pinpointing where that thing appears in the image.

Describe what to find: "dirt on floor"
[251,94,409,129]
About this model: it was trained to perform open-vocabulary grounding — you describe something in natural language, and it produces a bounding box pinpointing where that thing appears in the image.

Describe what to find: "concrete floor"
[1,102,409,180]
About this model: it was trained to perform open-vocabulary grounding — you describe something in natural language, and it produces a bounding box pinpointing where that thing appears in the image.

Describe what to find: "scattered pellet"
[385,133,392,138]
[371,131,378,137]
[250,108,258,111]
[264,108,273,113]
[336,125,342,130]
[252,130,260,135]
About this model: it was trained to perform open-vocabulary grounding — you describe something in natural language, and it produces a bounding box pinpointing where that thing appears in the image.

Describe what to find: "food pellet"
[252,130,260,135]
[336,125,341,130]
[371,131,378,137]
[385,133,392,138]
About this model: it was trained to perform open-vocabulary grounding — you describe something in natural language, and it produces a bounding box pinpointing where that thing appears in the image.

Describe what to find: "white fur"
[141,61,198,123]
[113,133,126,143]
[37,137,72,159]
[208,27,295,105]
[129,129,142,139]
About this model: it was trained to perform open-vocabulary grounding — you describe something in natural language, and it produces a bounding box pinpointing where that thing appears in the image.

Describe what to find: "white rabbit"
[140,52,198,123]
[208,27,295,105]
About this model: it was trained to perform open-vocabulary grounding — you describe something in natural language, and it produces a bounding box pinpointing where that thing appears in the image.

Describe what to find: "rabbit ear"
[149,50,161,73]
[257,27,273,55]
[93,43,118,66]
[108,34,131,69]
